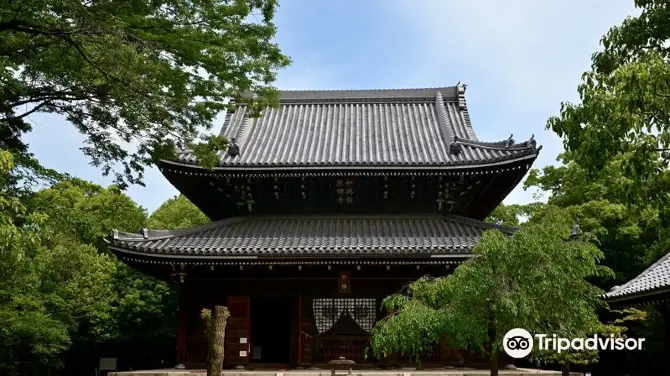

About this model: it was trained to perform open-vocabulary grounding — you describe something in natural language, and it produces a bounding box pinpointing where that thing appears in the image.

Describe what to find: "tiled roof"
[107,215,514,258]
[170,86,540,168]
[606,252,670,301]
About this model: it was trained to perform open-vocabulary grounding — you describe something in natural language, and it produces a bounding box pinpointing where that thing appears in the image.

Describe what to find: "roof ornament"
[568,218,580,241]
[227,137,240,158]
[142,228,149,239]
[529,134,537,149]
[506,134,515,148]
[111,229,119,239]
[449,136,462,155]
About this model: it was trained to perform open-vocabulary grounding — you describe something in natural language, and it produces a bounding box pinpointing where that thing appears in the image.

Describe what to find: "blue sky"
[23,0,637,214]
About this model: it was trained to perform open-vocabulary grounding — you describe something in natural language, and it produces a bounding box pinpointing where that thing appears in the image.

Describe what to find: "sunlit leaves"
[546,0,670,206]
[1,0,291,188]
[148,194,209,229]
[0,151,74,371]
[524,154,666,286]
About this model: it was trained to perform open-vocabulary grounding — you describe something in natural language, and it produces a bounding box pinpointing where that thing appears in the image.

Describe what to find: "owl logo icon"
[503,328,533,358]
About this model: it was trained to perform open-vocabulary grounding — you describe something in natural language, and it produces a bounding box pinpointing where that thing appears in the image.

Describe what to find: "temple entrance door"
[225,296,251,368]
[250,296,292,365]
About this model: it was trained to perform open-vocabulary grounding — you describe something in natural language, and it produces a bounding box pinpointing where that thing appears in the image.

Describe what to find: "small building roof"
[169,86,540,169]
[606,251,670,304]
[107,214,515,259]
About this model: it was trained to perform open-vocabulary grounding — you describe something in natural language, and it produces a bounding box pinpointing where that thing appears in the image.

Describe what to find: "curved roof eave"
[105,213,516,261]
[157,150,541,173]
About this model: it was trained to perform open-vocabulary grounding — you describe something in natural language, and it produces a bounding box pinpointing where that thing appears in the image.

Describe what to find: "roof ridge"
[276,86,456,92]
[435,91,456,151]
[239,86,462,102]
[455,134,541,152]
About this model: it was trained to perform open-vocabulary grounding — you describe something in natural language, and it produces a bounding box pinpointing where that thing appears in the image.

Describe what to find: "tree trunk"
[487,310,498,376]
[490,350,499,376]
[561,362,570,376]
[416,358,424,370]
[203,306,231,376]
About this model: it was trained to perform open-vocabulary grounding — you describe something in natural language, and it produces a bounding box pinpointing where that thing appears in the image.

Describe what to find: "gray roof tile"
[108,215,514,257]
[171,86,540,168]
[606,252,670,301]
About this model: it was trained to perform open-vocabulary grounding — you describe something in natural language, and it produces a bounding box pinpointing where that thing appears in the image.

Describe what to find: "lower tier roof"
[107,214,514,259]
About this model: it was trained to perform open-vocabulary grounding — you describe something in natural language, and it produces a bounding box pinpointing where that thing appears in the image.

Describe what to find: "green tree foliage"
[485,202,545,227]
[538,5,670,372]
[148,194,209,229]
[1,0,290,188]
[0,151,117,375]
[27,180,179,371]
[546,0,670,206]
[524,153,667,287]
[14,179,213,372]
[368,207,611,376]
[29,179,147,247]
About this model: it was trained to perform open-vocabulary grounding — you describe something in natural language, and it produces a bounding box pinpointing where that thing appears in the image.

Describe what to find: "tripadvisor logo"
[502,328,646,359]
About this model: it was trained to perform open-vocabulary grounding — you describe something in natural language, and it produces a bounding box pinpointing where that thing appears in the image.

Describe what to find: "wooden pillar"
[298,295,303,365]
[176,286,188,365]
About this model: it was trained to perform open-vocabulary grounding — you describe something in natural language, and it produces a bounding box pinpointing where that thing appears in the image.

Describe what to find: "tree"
[524,154,666,287]
[485,202,545,227]
[1,0,290,188]
[29,179,147,248]
[368,207,611,376]
[0,150,69,374]
[0,151,117,375]
[546,0,670,206]
[28,179,177,373]
[148,194,209,229]
[201,306,230,376]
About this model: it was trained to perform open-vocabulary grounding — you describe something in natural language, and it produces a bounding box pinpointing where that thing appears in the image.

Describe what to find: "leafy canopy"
[28,179,179,346]
[1,0,290,188]
[525,153,667,286]
[546,0,670,205]
[148,194,209,229]
[0,151,119,374]
[368,207,611,371]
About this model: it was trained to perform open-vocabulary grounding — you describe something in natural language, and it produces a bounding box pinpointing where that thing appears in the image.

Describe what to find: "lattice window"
[313,298,376,334]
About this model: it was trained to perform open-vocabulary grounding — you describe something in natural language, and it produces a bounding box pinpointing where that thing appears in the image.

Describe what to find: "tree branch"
[2,19,129,85]
[11,100,52,120]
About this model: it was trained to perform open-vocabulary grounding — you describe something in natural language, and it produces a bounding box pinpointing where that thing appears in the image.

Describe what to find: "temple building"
[106,86,541,369]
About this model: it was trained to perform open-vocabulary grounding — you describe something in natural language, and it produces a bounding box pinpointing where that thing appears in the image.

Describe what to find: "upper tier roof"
[606,251,670,303]
[170,85,540,169]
